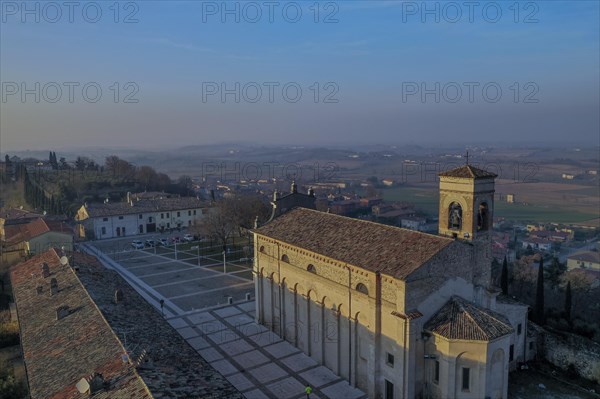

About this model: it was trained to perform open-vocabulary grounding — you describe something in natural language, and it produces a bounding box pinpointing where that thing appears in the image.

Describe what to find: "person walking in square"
[305,385,312,398]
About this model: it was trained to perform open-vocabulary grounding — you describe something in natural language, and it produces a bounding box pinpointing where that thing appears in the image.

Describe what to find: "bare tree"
[196,206,236,250]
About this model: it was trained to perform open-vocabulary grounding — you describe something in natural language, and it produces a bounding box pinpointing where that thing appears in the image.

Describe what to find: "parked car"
[158,238,169,246]
[183,234,194,242]
[145,239,156,247]
[131,240,144,249]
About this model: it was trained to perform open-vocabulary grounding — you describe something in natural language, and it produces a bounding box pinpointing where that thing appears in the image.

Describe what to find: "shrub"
[0,362,27,399]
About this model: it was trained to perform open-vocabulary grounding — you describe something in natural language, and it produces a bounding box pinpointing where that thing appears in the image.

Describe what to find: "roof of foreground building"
[10,249,152,399]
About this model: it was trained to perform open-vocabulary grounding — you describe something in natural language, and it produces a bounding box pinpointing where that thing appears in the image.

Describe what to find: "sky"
[1,0,599,151]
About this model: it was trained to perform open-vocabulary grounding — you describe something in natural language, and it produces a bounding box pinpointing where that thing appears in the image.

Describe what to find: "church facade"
[253,165,529,399]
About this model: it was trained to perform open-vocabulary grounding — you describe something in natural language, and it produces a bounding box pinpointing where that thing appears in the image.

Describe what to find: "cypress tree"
[501,256,509,295]
[565,281,572,324]
[535,258,545,324]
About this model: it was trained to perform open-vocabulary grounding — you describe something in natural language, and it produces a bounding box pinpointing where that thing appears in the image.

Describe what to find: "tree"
[501,256,509,295]
[535,258,545,324]
[177,175,194,196]
[547,257,567,288]
[75,156,87,171]
[196,206,236,250]
[565,281,572,324]
[525,244,534,256]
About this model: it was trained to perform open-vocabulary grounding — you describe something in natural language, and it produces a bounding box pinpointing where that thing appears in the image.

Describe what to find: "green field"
[383,186,598,224]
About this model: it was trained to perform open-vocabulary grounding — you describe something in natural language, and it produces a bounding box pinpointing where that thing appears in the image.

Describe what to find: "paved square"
[266,376,306,399]
[84,239,367,399]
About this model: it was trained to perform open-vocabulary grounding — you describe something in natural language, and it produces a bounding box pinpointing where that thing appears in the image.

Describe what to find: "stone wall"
[539,327,600,383]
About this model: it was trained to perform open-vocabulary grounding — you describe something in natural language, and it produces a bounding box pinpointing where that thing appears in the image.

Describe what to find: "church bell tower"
[438,163,497,241]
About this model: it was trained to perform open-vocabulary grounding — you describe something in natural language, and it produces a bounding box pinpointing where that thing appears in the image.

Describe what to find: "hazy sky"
[1,0,599,151]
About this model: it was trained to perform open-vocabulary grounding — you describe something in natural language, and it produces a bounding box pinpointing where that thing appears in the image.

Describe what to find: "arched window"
[259,245,265,253]
[448,202,462,230]
[477,202,489,231]
[307,264,316,274]
[281,254,289,263]
[356,283,369,295]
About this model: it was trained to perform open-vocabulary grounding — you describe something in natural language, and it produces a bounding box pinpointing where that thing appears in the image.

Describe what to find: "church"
[252,164,531,399]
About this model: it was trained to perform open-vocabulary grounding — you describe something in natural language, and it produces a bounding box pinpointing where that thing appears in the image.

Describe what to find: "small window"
[434,360,440,383]
[307,264,316,274]
[193,210,197,215]
[166,213,170,218]
[161,213,164,219]
[529,342,534,350]
[356,283,369,295]
[188,210,191,216]
[139,214,143,219]
[167,223,170,228]
[461,368,470,391]
[281,254,289,263]
[386,352,394,367]
[177,211,181,217]
[148,217,153,223]
[103,217,108,222]
[509,345,514,361]
[188,220,192,226]
[259,246,265,253]
[101,227,106,235]
[118,216,123,220]
[517,324,522,335]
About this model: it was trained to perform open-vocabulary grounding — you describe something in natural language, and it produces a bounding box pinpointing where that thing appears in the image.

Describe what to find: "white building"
[75,196,209,239]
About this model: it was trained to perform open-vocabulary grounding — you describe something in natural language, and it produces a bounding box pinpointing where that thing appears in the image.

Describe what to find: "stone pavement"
[167,300,367,399]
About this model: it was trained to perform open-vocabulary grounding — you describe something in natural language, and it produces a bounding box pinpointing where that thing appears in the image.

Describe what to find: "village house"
[74,194,209,239]
[2,217,73,259]
[521,237,553,252]
[567,249,600,272]
[253,164,529,399]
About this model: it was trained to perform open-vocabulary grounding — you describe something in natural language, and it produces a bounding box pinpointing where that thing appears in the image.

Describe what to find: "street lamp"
[222,250,226,274]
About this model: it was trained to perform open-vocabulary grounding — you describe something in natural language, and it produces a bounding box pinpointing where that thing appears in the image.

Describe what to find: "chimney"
[41,263,50,278]
[114,289,123,304]
[50,278,58,296]
[56,305,69,320]
[126,192,131,203]
[291,180,297,193]
[88,373,105,394]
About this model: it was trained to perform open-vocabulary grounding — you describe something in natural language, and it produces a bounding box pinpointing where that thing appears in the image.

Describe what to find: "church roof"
[254,207,453,280]
[438,164,498,179]
[424,296,513,341]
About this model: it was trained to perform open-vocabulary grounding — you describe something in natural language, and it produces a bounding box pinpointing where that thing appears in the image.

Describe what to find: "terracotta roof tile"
[4,218,72,243]
[568,251,600,264]
[10,249,152,399]
[438,164,498,179]
[254,208,453,279]
[424,296,513,341]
